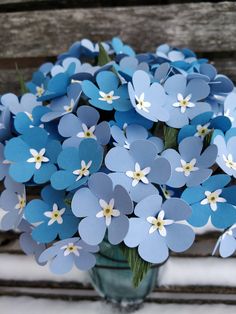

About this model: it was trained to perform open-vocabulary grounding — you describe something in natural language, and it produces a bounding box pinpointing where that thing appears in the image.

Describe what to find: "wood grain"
[0,2,236,58]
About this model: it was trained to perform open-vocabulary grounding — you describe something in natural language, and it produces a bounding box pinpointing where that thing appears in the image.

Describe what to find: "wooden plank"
[0,2,236,58]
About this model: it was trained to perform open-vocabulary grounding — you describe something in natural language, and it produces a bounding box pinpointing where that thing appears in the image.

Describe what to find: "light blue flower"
[124,194,195,263]
[224,92,236,126]
[162,136,217,188]
[39,238,99,274]
[24,185,79,243]
[212,129,236,178]
[51,139,103,191]
[128,70,169,122]
[58,105,110,148]
[213,224,236,258]
[82,71,132,111]
[4,127,61,184]
[111,37,135,56]
[72,172,133,245]
[163,74,211,128]
[178,111,231,143]
[26,70,49,98]
[105,139,171,202]
[182,174,236,228]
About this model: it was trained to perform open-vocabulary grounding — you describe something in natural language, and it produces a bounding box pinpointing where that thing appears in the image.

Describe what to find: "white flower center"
[126,162,151,187]
[172,93,195,113]
[27,148,49,170]
[175,158,199,177]
[15,193,26,213]
[200,189,226,211]
[73,160,92,181]
[63,99,75,113]
[135,93,151,113]
[96,198,120,226]
[223,154,236,170]
[98,90,120,104]
[61,243,82,256]
[44,203,66,226]
[36,85,45,97]
[195,123,211,138]
[147,210,173,237]
[77,123,97,139]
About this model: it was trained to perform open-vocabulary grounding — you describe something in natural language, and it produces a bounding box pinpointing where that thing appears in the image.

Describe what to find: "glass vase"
[89,241,158,307]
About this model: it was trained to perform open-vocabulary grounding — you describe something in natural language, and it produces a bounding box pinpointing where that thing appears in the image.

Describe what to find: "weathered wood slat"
[0,2,236,58]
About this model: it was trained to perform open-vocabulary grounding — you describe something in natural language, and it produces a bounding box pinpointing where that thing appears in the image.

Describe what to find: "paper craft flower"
[162,136,217,188]
[1,93,41,116]
[51,139,103,191]
[58,105,110,148]
[128,70,169,122]
[224,92,236,126]
[163,74,211,128]
[212,129,236,178]
[115,56,149,82]
[81,38,110,56]
[24,185,79,243]
[0,179,26,230]
[26,70,49,97]
[181,174,236,228]
[105,139,171,202]
[39,238,99,274]
[178,111,231,143]
[124,194,195,263]
[0,143,9,181]
[82,71,132,112]
[72,172,133,245]
[111,37,135,56]
[41,83,82,122]
[19,219,46,264]
[50,57,81,77]
[113,109,153,130]
[0,105,12,141]
[4,127,61,184]
[213,224,236,258]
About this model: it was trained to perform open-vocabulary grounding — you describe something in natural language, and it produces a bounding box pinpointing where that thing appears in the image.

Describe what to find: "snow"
[0,297,236,314]
[0,254,236,287]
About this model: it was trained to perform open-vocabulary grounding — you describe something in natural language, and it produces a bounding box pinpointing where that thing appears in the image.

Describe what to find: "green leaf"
[203,129,214,149]
[15,63,28,94]
[97,43,111,66]
[164,125,178,149]
[120,244,151,287]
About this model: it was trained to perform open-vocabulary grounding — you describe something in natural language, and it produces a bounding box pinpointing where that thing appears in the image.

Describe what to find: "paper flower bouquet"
[0,37,236,300]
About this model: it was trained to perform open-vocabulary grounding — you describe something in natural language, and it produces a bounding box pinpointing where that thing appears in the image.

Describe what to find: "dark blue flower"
[182,174,236,228]
[113,109,153,130]
[51,139,103,191]
[82,71,132,111]
[24,185,79,243]
[4,127,61,184]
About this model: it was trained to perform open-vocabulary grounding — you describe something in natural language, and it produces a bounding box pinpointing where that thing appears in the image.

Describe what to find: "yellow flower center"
[103,207,113,217]
[183,163,193,171]
[52,211,60,219]
[152,218,164,230]
[35,155,43,162]
[179,99,189,107]
[133,171,144,180]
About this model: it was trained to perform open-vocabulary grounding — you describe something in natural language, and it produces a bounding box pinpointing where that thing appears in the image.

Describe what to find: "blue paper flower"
[81,39,111,57]
[182,174,236,228]
[224,92,236,127]
[19,219,46,264]
[72,172,133,245]
[111,37,135,56]
[51,139,103,191]
[212,129,236,178]
[0,105,12,141]
[0,143,9,181]
[26,70,49,97]
[163,74,211,128]
[50,57,81,77]
[24,185,79,243]
[82,71,132,111]
[213,224,236,258]
[113,109,153,130]
[1,93,41,116]
[0,179,26,230]
[178,111,231,143]
[124,194,195,263]
[39,238,99,273]
[41,83,82,122]
[4,127,61,184]
[162,136,217,188]
[105,139,171,202]
[128,70,169,122]
[58,105,110,148]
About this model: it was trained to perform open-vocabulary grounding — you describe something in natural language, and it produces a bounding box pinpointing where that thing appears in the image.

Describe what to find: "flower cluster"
[0,37,236,276]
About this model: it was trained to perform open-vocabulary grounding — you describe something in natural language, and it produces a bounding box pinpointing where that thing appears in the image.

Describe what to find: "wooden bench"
[0,0,236,311]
